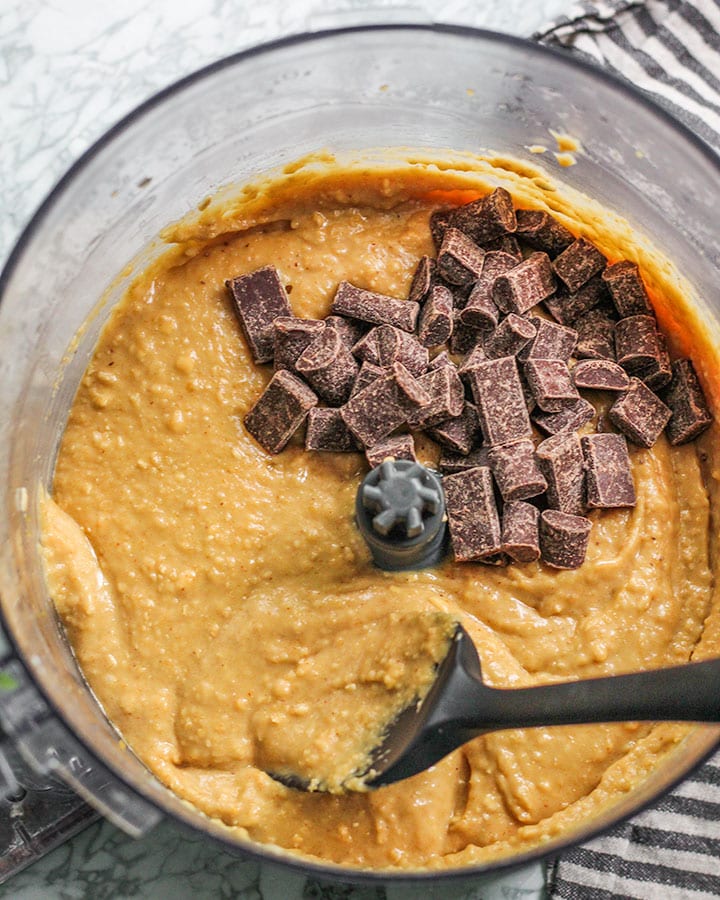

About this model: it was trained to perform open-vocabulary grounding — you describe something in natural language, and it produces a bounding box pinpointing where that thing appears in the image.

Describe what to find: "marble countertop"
[1,0,568,897]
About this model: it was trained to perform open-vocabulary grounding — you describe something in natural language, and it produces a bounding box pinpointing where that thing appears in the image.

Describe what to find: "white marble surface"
[1,0,569,897]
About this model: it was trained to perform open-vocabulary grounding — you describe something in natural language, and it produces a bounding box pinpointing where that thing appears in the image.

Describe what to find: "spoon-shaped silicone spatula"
[362,624,720,788]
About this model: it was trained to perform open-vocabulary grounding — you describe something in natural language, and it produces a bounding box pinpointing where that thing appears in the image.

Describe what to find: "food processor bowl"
[1,24,720,883]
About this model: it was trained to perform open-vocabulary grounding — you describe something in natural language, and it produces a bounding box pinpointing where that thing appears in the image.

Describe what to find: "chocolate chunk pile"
[227,188,713,570]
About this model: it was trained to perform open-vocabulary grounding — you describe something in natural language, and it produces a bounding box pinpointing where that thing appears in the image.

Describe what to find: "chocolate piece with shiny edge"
[459,250,518,330]
[572,358,630,392]
[582,433,636,508]
[457,344,488,381]
[244,369,318,454]
[493,251,556,315]
[484,314,537,359]
[608,377,672,448]
[543,276,607,326]
[408,255,437,305]
[467,356,533,446]
[406,366,465,429]
[602,260,653,317]
[340,374,412,447]
[418,283,454,348]
[502,500,541,563]
[488,438,548,501]
[536,431,586,516]
[437,228,486,286]
[663,358,713,445]
[427,403,481,455]
[350,361,385,398]
[273,317,326,372]
[615,316,671,390]
[391,361,433,408]
[524,359,580,413]
[519,317,577,362]
[552,237,606,293]
[443,466,503,562]
[515,208,575,257]
[533,397,596,436]
[331,281,419,332]
[296,327,359,406]
[439,446,491,474]
[540,509,592,569]
[324,314,368,349]
[305,407,359,453]
[365,434,417,468]
[352,324,429,377]
[447,188,517,246]
[574,309,617,360]
[226,265,292,364]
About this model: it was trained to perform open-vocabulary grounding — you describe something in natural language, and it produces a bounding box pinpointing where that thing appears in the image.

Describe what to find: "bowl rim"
[2,21,720,886]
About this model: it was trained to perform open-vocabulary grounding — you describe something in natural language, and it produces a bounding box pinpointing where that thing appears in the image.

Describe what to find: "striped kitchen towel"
[537,6,720,895]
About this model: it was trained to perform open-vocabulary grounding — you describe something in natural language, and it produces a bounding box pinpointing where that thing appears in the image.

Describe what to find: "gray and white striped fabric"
[536,4,720,895]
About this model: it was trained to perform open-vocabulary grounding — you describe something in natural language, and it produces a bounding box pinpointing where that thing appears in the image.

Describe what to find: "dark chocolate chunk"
[331,281,419,332]
[574,309,616,360]
[467,356,533,446]
[615,315,671,390]
[608,377,672,448]
[450,314,483,355]
[536,431,586,516]
[543,276,607,326]
[664,358,713,445]
[457,344,488,383]
[524,359,580,413]
[484,234,523,260]
[305,407,359,453]
[502,500,541,563]
[447,188,517,246]
[340,373,411,447]
[515,209,575,257]
[484,314,537,359]
[443,466,502,562]
[459,251,518,330]
[430,209,452,250]
[350,361,385,398]
[418,283,454,348]
[427,403,481,455]
[519,317,577,362]
[488,438,547,501]
[365,434,417,468]
[439,446,490,474]
[552,238,606,293]
[493,252,556,315]
[325,314,368,349]
[437,228,486,286]
[428,350,454,371]
[392,361,433,408]
[572,359,630,392]
[273,317,326,372]
[408,255,437,305]
[539,509,592,569]
[582,433,636,508]
[226,265,293,364]
[244,370,317,454]
[352,324,428,377]
[295,327,359,406]
[602,260,653,317]
[533,398,596,436]
[406,366,465,429]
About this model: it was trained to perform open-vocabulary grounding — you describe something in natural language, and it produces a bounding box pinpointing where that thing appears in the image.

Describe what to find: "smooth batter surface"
[42,158,720,869]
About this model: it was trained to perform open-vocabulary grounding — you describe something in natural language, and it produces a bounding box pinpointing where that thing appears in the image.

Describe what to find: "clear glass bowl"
[1,24,720,882]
